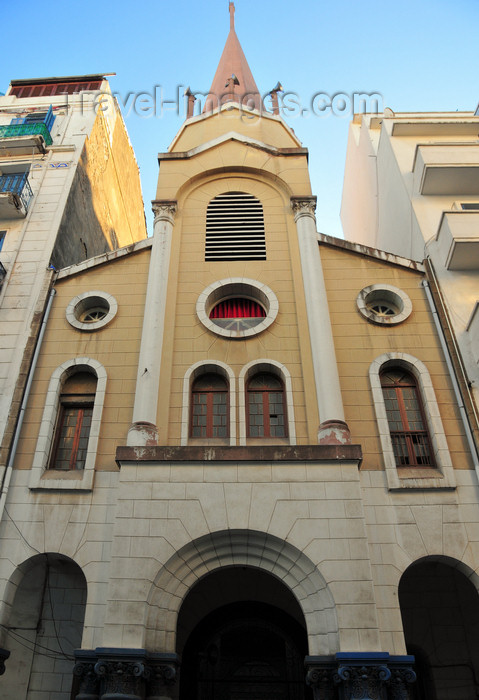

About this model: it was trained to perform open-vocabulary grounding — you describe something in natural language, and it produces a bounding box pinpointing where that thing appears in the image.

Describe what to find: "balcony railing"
[0,122,53,147]
[0,172,34,212]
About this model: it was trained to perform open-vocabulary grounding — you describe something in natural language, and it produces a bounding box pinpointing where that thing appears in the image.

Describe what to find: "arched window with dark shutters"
[191,373,229,438]
[49,371,97,471]
[380,368,434,467]
[247,372,287,438]
[205,191,266,261]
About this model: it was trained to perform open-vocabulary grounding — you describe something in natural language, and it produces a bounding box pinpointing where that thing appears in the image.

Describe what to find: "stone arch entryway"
[0,553,87,700]
[145,529,339,656]
[178,567,311,700]
[399,556,479,700]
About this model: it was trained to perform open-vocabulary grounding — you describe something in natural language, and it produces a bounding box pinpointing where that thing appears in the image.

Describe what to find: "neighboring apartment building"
[0,73,147,475]
[0,7,478,700]
[341,110,479,454]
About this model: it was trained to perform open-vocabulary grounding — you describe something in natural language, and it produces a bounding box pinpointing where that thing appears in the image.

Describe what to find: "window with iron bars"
[381,368,434,467]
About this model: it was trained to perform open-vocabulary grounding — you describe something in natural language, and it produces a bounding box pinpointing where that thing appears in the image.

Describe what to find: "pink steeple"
[203,2,262,113]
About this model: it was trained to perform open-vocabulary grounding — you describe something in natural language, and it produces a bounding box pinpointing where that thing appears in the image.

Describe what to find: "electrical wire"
[0,625,74,661]
[3,507,41,554]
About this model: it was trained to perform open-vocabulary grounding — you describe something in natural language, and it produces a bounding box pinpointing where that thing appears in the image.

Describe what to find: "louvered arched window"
[205,192,266,261]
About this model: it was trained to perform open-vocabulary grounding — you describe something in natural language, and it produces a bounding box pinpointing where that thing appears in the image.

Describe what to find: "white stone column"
[127,200,177,446]
[291,197,351,444]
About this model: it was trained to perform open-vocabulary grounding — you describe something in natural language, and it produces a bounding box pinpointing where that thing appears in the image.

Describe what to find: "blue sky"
[2,0,478,238]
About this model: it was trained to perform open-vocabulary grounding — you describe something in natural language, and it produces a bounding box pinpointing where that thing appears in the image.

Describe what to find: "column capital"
[291,195,317,221]
[305,656,336,700]
[73,649,180,700]
[152,199,178,225]
[305,653,417,700]
[334,653,416,700]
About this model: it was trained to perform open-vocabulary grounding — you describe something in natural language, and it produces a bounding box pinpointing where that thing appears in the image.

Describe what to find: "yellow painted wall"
[155,111,320,445]
[170,107,302,154]
[14,249,150,471]
[158,171,319,444]
[321,243,472,470]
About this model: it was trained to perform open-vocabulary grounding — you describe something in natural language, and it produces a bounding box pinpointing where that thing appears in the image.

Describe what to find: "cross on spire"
[203,1,262,113]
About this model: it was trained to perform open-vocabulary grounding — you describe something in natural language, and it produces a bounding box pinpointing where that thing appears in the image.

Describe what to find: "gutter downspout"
[0,287,56,519]
[422,279,479,479]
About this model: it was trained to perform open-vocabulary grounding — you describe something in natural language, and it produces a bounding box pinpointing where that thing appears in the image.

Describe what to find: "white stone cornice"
[158,131,308,163]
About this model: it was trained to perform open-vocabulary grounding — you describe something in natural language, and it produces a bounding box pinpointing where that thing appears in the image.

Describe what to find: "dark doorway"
[180,601,310,700]
[399,559,479,700]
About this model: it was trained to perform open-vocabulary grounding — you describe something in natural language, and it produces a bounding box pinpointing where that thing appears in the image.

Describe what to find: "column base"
[127,422,159,447]
[318,420,352,445]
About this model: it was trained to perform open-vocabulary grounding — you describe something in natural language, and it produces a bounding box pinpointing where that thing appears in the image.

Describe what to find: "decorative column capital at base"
[146,652,180,699]
[74,649,180,700]
[318,420,352,445]
[305,656,336,700]
[152,200,178,226]
[127,421,159,447]
[291,195,317,221]
[305,653,416,700]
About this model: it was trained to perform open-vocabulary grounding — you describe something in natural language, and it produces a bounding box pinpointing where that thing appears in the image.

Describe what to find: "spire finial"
[229,2,235,30]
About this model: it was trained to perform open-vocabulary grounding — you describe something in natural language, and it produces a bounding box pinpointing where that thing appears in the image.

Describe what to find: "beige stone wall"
[103,458,377,655]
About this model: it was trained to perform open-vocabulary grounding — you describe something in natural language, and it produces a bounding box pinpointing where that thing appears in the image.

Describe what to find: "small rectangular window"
[0,232,6,252]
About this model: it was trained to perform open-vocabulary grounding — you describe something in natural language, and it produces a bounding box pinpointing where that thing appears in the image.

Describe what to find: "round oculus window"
[197,279,279,339]
[356,284,412,326]
[66,291,118,331]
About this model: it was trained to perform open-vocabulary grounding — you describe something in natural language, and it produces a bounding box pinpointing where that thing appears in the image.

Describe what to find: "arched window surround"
[29,357,107,491]
[239,360,296,446]
[369,353,455,490]
[181,361,236,446]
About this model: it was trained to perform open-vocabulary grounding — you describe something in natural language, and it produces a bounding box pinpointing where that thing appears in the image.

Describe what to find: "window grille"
[381,368,434,467]
[205,192,266,261]
[247,373,287,438]
[191,373,229,438]
[49,372,97,470]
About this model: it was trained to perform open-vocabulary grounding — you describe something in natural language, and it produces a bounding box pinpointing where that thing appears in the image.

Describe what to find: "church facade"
[0,5,478,700]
